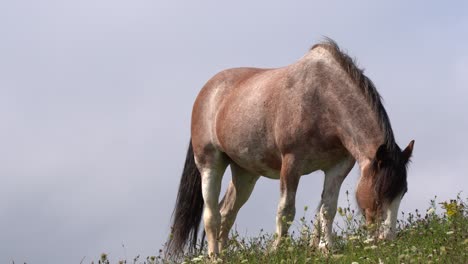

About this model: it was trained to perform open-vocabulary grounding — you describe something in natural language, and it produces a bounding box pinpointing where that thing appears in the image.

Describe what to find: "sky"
[0,1,467,263]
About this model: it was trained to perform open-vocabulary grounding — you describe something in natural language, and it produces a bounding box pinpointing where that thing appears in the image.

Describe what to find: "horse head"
[357,140,414,240]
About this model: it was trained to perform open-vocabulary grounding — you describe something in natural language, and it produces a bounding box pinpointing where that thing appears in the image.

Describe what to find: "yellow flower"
[337,207,345,216]
[441,200,461,218]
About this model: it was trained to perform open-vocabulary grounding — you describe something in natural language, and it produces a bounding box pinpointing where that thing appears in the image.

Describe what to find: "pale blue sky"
[1,1,467,263]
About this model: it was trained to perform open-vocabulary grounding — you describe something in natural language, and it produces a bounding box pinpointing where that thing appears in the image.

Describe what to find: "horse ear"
[375,144,388,162]
[402,140,415,163]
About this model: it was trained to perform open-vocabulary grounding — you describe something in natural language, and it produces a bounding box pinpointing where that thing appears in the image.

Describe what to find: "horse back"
[192,59,348,176]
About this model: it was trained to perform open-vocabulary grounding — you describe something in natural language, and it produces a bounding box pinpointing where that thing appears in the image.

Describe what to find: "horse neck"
[326,81,390,168]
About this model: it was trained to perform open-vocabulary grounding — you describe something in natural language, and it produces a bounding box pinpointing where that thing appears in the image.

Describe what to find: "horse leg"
[311,156,355,251]
[197,151,229,256]
[273,154,301,249]
[218,164,259,251]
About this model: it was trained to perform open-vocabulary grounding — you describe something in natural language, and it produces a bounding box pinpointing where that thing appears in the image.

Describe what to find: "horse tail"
[166,139,204,257]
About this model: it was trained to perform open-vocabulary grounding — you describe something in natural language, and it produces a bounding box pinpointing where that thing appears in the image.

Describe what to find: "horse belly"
[215,108,281,178]
[225,143,281,179]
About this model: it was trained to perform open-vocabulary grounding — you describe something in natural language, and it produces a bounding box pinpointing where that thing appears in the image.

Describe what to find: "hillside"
[97,195,467,264]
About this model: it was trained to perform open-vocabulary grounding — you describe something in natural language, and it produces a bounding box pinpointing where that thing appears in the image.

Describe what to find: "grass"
[96,194,467,264]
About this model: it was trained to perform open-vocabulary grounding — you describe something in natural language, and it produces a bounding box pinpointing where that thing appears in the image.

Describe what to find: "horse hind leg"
[311,156,355,252]
[218,164,259,251]
[196,150,229,256]
[273,154,301,249]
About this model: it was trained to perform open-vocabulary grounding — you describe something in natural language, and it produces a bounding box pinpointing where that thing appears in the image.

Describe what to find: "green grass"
[98,194,467,264]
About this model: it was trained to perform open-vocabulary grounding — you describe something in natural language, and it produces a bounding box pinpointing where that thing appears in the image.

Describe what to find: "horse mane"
[311,38,396,151]
[311,38,407,203]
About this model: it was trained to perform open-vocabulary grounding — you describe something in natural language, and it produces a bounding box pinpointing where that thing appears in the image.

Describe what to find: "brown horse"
[166,39,414,257]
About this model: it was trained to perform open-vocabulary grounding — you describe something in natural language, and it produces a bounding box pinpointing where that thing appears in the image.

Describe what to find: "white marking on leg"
[315,157,355,251]
[219,169,259,251]
[380,195,402,240]
[273,190,297,249]
[201,168,223,256]
[196,153,228,256]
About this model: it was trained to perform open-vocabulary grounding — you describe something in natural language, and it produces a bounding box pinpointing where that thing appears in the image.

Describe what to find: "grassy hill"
[98,195,467,264]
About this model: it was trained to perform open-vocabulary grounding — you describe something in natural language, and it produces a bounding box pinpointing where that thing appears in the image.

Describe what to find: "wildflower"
[337,207,345,216]
[192,255,204,262]
[364,245,377,250]
[364,237,374,244]
[439,246,446,254]
[446,231,454,235]
[426,208,435,215]
[441,200,460,218]
[349,235,359,241]
[241,259,248,263]
[351,262,359,264]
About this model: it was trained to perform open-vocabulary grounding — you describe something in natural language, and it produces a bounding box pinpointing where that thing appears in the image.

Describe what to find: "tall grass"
[96,194,467,264]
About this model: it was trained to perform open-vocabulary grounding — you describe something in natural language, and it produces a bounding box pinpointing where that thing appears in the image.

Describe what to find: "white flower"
[191,255,204,263]
[446,231,454,235]
[364,245,378,250]
[364,237,374,244]
[427,208,435,215]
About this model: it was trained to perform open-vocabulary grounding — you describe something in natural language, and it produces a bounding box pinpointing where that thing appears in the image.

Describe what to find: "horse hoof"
[317,242,332,254]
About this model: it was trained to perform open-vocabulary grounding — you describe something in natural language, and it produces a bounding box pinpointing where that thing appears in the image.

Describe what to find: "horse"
[166,38,414,257]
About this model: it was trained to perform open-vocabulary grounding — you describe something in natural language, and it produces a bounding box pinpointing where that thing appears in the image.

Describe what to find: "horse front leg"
[273,154,301,249]
[311,156,355,252]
